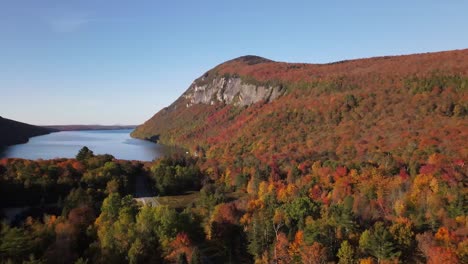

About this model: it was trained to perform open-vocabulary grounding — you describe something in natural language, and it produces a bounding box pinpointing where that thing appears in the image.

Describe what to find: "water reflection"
[0,129,169,161]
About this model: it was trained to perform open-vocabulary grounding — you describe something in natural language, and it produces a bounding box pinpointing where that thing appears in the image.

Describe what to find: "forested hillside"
[133,50,468,164]
[0,117,57,147]
[133,49,467,183]
[131,49,468,263]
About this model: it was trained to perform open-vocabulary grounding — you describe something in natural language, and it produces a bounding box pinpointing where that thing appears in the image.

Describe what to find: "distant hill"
[133,49,468,171]
[45,125,137,131]
[0,117,57,147]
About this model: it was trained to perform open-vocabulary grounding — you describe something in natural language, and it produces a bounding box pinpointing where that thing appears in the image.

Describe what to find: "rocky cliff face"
[182,76,284,107]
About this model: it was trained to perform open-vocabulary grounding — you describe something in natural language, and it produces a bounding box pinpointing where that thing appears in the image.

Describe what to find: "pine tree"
[337,240,355,264]
[76,146,94,161]
[359,222,400,263]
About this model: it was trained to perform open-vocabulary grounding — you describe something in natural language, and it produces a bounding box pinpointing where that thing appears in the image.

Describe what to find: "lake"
[0,129,167,161]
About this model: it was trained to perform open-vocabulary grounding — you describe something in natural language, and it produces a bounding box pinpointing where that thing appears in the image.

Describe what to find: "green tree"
[328,203,357,238]
[150,157,201,195]
[247,210,274,258]
[0,223,32,261]
[359,222,400,263]
[128,238,144,264]
[76,146,94,161]
[337,240,355,264]
[97,193,122,224]
[135,205,181,250]
[95,194,139,260]
[283,196,319,228]
[133,213,162,262]
[389,219,414,259]
[62,188,93,216]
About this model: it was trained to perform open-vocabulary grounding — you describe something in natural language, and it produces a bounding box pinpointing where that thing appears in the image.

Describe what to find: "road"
[134,172,159,206]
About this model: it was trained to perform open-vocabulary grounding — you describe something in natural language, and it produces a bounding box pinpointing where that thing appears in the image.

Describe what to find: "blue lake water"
[0,129,166,161]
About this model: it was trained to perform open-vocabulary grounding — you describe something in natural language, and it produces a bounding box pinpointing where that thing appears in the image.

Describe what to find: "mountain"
[0,116,57,147]
[133,49,468,175]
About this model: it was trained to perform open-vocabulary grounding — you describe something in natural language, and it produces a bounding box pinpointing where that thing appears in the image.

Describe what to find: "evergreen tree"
[359,222,400,263]
[76,146,94,161]
[337,240,355,264]
[0,223,32,261]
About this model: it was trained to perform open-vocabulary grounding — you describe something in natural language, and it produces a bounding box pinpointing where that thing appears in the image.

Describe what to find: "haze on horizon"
[1,0,467,125]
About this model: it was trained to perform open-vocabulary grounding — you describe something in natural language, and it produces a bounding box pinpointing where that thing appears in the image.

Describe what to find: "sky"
[1,1,467,125]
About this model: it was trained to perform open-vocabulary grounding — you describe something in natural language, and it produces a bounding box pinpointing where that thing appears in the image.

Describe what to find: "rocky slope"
[182,56,284,107]
[183,76,284,107]
[132,50,468,168]
[0,116,57,147]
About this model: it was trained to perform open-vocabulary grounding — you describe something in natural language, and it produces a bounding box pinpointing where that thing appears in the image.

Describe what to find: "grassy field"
[155,191,246,209]
[156,191,200,209]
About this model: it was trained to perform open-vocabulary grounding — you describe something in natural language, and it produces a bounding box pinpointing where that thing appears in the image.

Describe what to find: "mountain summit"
[182,55,283,108]
[222,55,274,65]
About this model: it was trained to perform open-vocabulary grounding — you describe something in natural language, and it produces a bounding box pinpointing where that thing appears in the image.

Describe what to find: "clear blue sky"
[1,1,467,125]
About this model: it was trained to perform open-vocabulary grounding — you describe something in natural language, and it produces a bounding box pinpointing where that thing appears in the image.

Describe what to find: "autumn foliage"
[2,50,468,263]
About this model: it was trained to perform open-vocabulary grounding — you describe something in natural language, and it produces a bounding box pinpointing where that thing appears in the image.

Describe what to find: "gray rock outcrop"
[182,77,283,107]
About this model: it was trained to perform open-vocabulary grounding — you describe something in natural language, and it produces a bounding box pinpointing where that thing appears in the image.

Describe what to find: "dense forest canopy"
[1,50,468,263]
[132,49,468,169]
